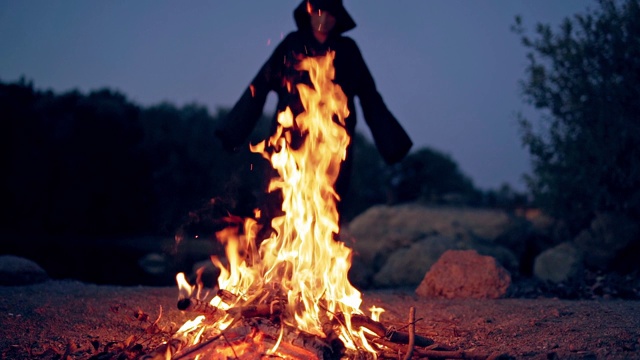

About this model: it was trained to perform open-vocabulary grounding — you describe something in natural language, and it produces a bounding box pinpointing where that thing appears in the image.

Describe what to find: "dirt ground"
[0,280,639,360]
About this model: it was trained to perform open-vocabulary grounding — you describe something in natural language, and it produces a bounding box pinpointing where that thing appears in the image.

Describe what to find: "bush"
[513,0,640,233]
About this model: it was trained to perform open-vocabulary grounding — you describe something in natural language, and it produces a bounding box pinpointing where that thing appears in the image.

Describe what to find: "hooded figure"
[216,0,412,218]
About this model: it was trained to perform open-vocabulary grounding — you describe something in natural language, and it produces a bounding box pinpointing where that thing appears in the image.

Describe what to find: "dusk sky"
[0,1,593,191]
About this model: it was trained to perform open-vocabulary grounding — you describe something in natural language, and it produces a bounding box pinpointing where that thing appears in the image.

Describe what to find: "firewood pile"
[135,288,508,360]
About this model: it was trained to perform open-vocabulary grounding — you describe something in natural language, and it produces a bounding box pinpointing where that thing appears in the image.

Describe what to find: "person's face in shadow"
[309,8,336,43]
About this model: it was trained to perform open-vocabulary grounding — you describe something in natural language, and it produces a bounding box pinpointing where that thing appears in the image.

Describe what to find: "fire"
[173,51,380,358]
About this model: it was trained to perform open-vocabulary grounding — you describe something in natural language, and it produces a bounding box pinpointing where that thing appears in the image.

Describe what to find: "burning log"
[176,297,219,316]
[273,339,328,360]
[217,288,239,303]
[320,310,346,355]
[171,331,229,360]
[169,319,335,360]
[226,300,283,318]
[253,320,342,359]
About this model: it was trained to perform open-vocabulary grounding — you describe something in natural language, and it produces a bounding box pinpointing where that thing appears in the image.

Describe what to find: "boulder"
[415,250,511,299]
[138,253,169,275]
[372,236,456,288]
[574,213,640,271]
[342,224,426,274]
[458,239,520,273]
[533,242,583,284]
[345,205,522,288]
[0,255,49,285]
[347,205,513,246]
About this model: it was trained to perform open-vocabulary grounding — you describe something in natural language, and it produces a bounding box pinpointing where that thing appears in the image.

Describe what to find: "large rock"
[372,236,456,288]
[345,205,521,288]
[415,250,511,299]
[347,205,514,246]
[533,242,583,284]
[574,213,640,271]
[458,239,520,273]
[342,225,426,275]
[0,255,49,285]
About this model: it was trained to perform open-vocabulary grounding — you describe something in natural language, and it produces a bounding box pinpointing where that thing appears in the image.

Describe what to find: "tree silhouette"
[390,147,479,205]
[513,0,640,232]
[1,78,484,241]
[1,82,152,236]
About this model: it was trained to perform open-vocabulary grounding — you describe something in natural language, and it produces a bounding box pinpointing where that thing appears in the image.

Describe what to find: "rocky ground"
[0,280,639,360]
[1,204,639,359]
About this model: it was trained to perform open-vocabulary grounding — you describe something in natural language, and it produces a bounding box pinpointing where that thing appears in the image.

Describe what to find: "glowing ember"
[173,51,381,358]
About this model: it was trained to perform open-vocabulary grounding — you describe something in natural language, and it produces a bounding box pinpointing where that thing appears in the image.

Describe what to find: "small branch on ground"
[344,313,435,347]
[402,307,415,360]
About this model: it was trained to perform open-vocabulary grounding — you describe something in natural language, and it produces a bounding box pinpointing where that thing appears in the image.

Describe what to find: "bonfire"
[149,52,434,360]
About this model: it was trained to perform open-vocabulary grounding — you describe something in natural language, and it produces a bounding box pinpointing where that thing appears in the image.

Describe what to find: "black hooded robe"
[216,1,412,216]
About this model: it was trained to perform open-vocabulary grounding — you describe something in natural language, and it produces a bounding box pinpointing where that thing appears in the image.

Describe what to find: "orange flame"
[250,50,358,338]
[175,51,381,356]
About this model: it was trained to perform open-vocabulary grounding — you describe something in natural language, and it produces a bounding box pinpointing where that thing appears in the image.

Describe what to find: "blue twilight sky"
[0,1,593,191]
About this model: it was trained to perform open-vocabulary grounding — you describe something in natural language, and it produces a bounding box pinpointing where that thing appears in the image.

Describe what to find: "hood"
[294,0,356,35]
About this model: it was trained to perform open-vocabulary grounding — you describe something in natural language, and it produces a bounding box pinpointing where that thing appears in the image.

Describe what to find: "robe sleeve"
[348,39,413,164]
[215,36,288,151]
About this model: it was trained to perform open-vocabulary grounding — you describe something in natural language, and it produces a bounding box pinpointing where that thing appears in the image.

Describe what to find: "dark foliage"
[389,147,482,206]
[138,103,269,234]
[513,0,640,233]
[1,79,152,236]
[2,78,488,242]
[0,79,498,284]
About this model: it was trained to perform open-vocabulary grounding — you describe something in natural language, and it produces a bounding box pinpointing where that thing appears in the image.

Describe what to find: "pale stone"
[574,213,639,271]
[373,236,456,288]
[533,242,583,284]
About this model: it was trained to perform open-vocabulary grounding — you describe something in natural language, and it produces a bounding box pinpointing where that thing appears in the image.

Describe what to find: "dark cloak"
[216,0,412,207]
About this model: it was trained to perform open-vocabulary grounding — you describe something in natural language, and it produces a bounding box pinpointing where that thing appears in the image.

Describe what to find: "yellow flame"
[176,272,193,299]
[369,306,385,322]
[253,51,360,338]
[176,51,382,355]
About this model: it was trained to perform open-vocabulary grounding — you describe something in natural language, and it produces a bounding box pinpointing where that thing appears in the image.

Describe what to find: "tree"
[513,0,640,233]
[390,147,480,205]
[0,81,152,236]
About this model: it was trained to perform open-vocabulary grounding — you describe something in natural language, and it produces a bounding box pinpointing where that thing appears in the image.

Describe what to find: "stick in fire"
[176,297,219,316]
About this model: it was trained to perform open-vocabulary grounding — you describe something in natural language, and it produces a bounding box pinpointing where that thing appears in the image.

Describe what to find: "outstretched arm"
[215,39,286,151]
[349,39,413,164]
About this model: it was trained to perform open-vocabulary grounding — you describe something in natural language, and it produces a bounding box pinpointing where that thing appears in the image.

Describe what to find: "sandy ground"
[1,280,639,359]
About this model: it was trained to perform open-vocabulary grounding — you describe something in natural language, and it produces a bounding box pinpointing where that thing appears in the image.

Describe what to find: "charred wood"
[344,314,435,348]
[176,297,219,316]
[217,288,239,304]
[321,312,346,356]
